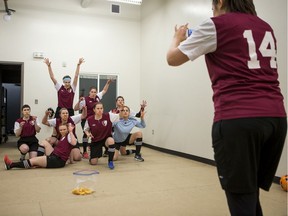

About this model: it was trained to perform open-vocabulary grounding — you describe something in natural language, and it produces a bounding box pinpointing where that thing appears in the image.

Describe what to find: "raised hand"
[43,58,51,66]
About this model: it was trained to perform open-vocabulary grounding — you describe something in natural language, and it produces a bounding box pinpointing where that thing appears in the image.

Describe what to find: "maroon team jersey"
[206,13,286,122]
[110,108,120,114]
[58,85,75,109]
[52,134,73,161]
[16,116,37,137]
[85,96,101,118]
[87,113,112,142]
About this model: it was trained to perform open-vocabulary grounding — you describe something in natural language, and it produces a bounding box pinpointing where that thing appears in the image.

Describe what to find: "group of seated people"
[4,57,147,170]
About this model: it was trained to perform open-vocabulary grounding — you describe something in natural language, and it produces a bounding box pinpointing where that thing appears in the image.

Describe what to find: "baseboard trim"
[143,143,281,185]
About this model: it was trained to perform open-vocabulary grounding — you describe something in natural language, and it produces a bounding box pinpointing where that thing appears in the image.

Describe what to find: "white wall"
[140,0,287,177]
[0,0,141,141]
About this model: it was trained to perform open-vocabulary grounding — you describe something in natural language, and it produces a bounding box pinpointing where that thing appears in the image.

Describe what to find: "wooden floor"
[0,136,287,216]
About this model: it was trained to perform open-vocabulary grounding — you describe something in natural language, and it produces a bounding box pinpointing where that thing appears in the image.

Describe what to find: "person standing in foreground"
[44,57,85,118]
[166,0,287,215]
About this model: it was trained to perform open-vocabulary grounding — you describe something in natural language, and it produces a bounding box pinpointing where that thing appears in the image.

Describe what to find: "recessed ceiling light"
[107,0,142,5]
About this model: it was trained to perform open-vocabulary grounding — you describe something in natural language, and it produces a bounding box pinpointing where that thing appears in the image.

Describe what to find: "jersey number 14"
[243,30,277,69]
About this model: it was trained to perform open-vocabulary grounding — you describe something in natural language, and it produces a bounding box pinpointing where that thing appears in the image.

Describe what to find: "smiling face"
[59,108,69,121]
[62,76,72,89]
[89,87,97,98]
[58,124,68,137]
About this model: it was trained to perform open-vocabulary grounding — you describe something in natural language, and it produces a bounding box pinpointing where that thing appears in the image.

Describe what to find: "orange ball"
[280,175,288,192]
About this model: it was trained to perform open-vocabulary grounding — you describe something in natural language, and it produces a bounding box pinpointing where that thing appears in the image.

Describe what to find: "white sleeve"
[97,92,103,100]
[14,121,20,134]
[79,99,86,110]
[71,83,76,92]
[35,117,41,126]
[71,114,82,124]
[109,112,120,123]
[178,18,217,61]
[83,120,90,131]
[47,118,56,127]
[55,82,62,91]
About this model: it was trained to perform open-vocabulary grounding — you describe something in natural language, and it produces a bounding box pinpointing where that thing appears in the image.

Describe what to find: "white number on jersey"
[243,30,277,69]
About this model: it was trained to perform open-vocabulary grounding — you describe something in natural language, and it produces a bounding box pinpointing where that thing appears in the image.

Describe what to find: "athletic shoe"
[103,150,108,157]
[82,152,89,159]
[108,161,114,169]
[4,155,12,170]
[134,154,144,162]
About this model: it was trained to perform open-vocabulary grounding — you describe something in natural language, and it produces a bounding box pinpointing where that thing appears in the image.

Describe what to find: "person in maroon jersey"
[41,107,87,164]
[110,95,147,117]
[14,104,41,161]
[4,124,77,170]
[44,57,85,118]
[74,81,112,159]
[167,0,287,215]
[83,102,120,169]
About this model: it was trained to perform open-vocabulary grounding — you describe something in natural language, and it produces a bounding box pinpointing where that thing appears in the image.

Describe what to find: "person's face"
[22,107,30,117]
[60,110,69,121]
[63,80,71,89]
[121,107,130,118]
[116,98,124,107]
[59,125,68,136]
[89,88,97,98]
[93,104,103,116]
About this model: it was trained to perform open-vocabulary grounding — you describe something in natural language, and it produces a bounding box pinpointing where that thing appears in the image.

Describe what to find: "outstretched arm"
[100,79,112,96]
[44,58,57,85]
[72,57,85,88]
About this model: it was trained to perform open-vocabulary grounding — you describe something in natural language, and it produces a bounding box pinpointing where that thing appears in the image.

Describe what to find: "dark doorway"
[0,62,22,143]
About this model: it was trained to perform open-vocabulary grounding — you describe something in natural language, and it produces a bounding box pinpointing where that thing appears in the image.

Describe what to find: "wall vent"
[111,4,120,13]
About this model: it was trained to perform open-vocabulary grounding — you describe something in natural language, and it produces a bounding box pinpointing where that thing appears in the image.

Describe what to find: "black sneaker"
[134,154,144,162]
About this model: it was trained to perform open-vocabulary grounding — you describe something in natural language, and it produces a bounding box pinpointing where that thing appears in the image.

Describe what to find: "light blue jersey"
[113,117,146,143]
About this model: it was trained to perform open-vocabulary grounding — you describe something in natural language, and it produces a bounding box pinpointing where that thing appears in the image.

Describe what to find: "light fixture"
[107,0,142,5]
[3,13,11,21]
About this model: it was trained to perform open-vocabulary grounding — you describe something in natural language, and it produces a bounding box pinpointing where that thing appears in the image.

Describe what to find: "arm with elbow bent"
[166,24,190,66]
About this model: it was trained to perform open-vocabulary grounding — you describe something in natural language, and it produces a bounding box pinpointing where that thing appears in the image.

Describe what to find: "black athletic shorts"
[90,137,111,159]
[17,136,39,152]
[212,117,287,193]
[115,134,132,150]
[46,153,66,168]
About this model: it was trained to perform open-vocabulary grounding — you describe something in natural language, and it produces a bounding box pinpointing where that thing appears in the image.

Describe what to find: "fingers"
[79,57,85,65]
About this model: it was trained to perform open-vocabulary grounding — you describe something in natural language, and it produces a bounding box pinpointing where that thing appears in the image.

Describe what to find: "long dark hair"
[212,0,257,15]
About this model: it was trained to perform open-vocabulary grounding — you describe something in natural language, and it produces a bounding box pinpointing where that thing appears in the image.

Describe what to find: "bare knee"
[19,144,29,154]
[90,158,98,165]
